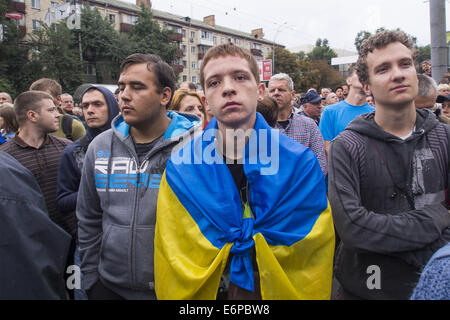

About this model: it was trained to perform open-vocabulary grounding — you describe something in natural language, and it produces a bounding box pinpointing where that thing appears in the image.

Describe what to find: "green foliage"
[354,30,372,53]
[270,47,301,86]
[417,45,431,70]
[0,2,36,97]
[128,6,178,65]
[311,60,345,92]
[268,45,344,93]
[80,6,125,63]
[30,22,84,93]
[307,38,337,64]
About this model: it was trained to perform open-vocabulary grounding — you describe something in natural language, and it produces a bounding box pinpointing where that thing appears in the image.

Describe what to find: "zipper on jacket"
[128,137,182,289]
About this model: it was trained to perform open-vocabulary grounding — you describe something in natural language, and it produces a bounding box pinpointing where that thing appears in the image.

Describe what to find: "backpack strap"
[61,114,73,141]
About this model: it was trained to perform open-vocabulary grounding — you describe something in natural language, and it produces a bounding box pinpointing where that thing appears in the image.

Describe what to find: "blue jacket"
[410,243,450,300]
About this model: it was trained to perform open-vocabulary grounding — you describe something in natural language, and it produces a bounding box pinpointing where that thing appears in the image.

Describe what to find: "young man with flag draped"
[154,44,335,300]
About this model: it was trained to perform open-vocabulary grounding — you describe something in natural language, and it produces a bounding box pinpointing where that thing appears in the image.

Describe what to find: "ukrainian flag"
[155,113,334,300]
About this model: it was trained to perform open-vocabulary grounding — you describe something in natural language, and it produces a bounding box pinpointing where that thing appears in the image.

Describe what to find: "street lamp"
[272,22,288,74]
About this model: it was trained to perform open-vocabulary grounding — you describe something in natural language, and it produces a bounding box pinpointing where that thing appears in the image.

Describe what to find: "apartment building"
[6,0,281,85]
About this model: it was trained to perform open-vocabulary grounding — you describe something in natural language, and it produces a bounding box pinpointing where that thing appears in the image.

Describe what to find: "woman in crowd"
[169,89,208,128]
[0,103,18,140]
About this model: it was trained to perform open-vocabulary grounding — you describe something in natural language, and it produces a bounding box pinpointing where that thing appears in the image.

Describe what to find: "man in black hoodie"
[328,30,450,300]
[56,86,120,299]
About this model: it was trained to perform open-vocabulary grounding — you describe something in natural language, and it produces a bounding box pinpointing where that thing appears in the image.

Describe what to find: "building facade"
[6,0,280,86]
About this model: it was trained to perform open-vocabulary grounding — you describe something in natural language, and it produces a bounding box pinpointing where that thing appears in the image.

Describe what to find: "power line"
[156,0,318,45]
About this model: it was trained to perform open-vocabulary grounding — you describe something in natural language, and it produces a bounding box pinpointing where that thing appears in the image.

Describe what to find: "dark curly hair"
[356,30,417,85]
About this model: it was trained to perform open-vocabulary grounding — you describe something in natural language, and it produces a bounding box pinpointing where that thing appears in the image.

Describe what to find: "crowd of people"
[0,29,449,300]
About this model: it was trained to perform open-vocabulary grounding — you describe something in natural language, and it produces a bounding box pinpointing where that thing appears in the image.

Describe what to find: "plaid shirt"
[276,110,328,176]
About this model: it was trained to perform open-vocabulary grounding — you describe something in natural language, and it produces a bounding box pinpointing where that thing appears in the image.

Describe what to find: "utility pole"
[430,0,448,82]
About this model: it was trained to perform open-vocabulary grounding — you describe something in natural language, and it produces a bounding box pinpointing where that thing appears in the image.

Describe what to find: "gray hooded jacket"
[77,111,201,299]
[329,109,450,300]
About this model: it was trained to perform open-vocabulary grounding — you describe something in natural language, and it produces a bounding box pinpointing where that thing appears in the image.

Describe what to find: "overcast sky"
[123,0,449,52]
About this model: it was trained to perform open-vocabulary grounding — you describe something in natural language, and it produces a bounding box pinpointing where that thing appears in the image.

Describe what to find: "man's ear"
[27,109,39,123]
[362,83,371,96]
[346,77,352,87]
[257,83,266,101]
[160,87,172,108]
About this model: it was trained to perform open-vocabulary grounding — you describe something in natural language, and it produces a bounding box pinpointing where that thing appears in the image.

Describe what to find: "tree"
[296,59,321,93]
[30,22,84,93]
[269,47,301,85]
[79,6,129,83]
[80,6,122,63]
[0,1,37,97]
[311,60,345,91]
[307,38,337,64]
[354,30,372,53]
[128,6,178,65]
[417,45,431,71]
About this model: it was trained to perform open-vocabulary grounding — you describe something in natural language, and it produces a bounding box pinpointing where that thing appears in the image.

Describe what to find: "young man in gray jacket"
[328,30,450,300]
[76,54,201,299]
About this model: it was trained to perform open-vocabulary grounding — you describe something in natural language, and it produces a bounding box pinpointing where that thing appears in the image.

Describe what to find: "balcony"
[120,23,132,33]
[198,37,214,47]
[170,33,183,42]
[9,1,25,13]
[172,64,184,73]
[250,48,262,57]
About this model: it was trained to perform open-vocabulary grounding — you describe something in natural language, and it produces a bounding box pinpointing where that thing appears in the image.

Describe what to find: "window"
[201,31,212,40]
[191,46,195,54]
[32,20,41,31]
[86,64,96,76]
[190,31,195,39]
[109,14,115,23]
[183,75,187,82]
[168,24,182,34]
[50,1,58,12]
[192,76,197,83]
[251,43,262,50]
[191,62,196,69]
[31,0,40,9]
[182,29,186,38]
[124,14,137,25]
[182,60,187,67]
